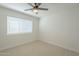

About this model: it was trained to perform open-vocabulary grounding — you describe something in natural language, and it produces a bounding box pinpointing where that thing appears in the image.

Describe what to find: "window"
[7,16,32,34]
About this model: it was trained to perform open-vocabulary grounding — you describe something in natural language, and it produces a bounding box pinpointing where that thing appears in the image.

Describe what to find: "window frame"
[7,16,33,35]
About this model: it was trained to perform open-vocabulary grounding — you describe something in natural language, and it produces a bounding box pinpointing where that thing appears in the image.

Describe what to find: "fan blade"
[34,3,37,5]
[24,8,32,11]
[34,3,38,6]
[38,3,42,6]
[39,8,48,10]
[34,3,41,6]
[28,3,33,7]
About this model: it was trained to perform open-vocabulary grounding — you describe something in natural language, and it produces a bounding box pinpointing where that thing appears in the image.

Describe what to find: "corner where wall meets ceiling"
[0,3,79,18]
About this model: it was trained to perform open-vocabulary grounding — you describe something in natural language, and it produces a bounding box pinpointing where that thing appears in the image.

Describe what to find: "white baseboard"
[0,39,35,51]
[40,39,79,54]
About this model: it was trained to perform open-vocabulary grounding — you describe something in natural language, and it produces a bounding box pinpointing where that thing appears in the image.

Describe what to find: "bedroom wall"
[0,6,39,51]
[39,4,79,53]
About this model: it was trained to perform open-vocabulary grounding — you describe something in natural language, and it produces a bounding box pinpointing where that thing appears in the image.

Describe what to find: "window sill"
[7,32,32,35]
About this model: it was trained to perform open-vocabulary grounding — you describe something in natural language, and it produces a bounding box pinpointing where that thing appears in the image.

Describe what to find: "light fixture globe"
[32,7,39,14]
[33,9,38,13]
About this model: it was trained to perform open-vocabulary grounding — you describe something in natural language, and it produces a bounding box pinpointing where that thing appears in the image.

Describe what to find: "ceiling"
[0,3,79,18]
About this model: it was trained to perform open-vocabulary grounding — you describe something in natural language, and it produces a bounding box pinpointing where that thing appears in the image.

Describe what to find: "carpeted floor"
[0,40,79,56]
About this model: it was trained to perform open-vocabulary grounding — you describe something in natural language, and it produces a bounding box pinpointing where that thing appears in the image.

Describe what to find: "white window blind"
[7,16,32,34]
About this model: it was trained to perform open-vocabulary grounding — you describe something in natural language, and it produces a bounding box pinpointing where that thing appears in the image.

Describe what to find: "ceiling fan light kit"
[32,8,39,14]
[24,3,48,14]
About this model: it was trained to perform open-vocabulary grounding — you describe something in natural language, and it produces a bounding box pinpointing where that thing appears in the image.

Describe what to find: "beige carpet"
[0,40,79,56]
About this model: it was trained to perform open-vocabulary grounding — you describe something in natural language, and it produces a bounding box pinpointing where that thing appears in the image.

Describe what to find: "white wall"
[39,4,79,53]
[0,6,39,51]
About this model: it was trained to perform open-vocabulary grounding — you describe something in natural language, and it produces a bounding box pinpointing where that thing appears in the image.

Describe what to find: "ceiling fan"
[24,3,48,14]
